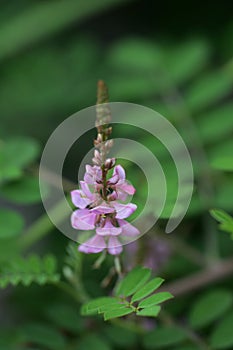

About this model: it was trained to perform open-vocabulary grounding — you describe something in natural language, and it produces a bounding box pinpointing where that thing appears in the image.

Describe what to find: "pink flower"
[71,209,97,230]
[84,165,102,185]
[78,234,123,255]
[108,165,136,200]
[71,159,139,256]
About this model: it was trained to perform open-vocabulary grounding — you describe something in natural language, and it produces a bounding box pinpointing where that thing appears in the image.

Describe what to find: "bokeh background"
[0,0,233,349]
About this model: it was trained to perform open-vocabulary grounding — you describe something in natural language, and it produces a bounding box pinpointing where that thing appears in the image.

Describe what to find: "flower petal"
[71,209,96,230]
[117,181,136,195]
[71,190,91,209]
[114,165,125,180]
[80,181,96,200]
[114,203,137,219]
[96,218,122,236]
[78,234,106,253]
[107,236,123,255]
[117,219,140,236]
[93,203,115,214]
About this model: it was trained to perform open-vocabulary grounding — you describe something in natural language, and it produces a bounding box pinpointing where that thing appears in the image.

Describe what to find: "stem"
[159,257,233,297]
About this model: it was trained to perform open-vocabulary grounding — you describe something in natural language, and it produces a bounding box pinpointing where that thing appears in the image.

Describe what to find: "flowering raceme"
[71,80,139,256]
[71,158,139,255]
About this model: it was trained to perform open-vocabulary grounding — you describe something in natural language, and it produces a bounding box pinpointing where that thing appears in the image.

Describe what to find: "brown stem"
[160,257,233,297]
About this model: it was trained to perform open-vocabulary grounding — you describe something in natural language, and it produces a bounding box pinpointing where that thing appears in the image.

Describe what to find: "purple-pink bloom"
[71,160,138,256]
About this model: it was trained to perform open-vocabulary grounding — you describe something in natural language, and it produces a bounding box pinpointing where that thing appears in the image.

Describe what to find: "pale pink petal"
[107,236,123,255]
[114,203,137,219]
[84,165,102,184]
[71,209,96,230]
[114,165,125,180]
[71,190,91,209]
[117,219,140,237]
[117,181,136,195]
[80,181,96,200]
[96,218,122,236]
[78,234,106,253]
[108,173,119,185]
[93,204,115,214]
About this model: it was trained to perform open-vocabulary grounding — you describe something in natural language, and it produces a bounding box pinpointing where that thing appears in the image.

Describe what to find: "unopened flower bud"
[105,158,115,170]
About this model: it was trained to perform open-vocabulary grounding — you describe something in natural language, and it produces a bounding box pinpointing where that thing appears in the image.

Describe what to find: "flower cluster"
[71,155,139,255]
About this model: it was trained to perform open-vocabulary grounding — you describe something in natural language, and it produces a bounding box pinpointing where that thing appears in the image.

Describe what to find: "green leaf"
[210,311,233,349]
[143,326,187,349]
[189,289,233,329]
[104,306,133,321]
[45,303,84,333]
[210,209,233,234]
[0,137,40,183]
[211,156,233,171]
[0,0,130,61]
[185,69,233,111]
[108,38,162,72]
[1,176,49,204]
[0,209,24,239]
[138,292,173,308]
[136,306,161,317]
[132,277,164,302]
[104,325,137,348]
[78,334,111,350]
[210,209,233,224]
[81,297,119,316]
[0,254,59,288]
[164,39,210,84]
[115,266,151,297]
[21,323,66,350]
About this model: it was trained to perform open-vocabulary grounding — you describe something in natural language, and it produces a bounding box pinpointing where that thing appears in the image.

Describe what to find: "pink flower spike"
[117,219,140,237]
[107,236,123,255]
[96,218,122,236]
[71,190,91,209]
[114,202,137,219]
[71,209,96,230]
[78,234,106,253]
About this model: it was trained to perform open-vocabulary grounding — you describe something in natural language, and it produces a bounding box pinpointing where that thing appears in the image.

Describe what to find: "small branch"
[160,257,233,297]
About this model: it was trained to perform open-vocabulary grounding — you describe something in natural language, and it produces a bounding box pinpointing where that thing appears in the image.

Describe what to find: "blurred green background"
[1,0,233,349]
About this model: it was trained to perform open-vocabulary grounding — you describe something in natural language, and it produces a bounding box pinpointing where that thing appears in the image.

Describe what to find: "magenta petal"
[78,234,106,253]
[71,209,96,230]
[71,190,91,209]
[107,236,123,255]
[96,219,122,236]
[117,219,140,237]
[114,203,137,219]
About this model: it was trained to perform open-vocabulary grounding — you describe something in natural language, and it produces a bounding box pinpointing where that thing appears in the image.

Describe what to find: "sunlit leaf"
[115,266,151,297]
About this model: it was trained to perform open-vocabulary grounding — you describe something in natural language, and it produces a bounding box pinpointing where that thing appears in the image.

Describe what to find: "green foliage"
[20,323,66,350]
[189,289,233,329]
[0,137,40,183]
[0,209,24,238]
[143,326,188,349]
[81,266,172,320]
[1,176,46,204]
[210,311,233,349]
[0,254,60,288]
[210,209,233,237]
